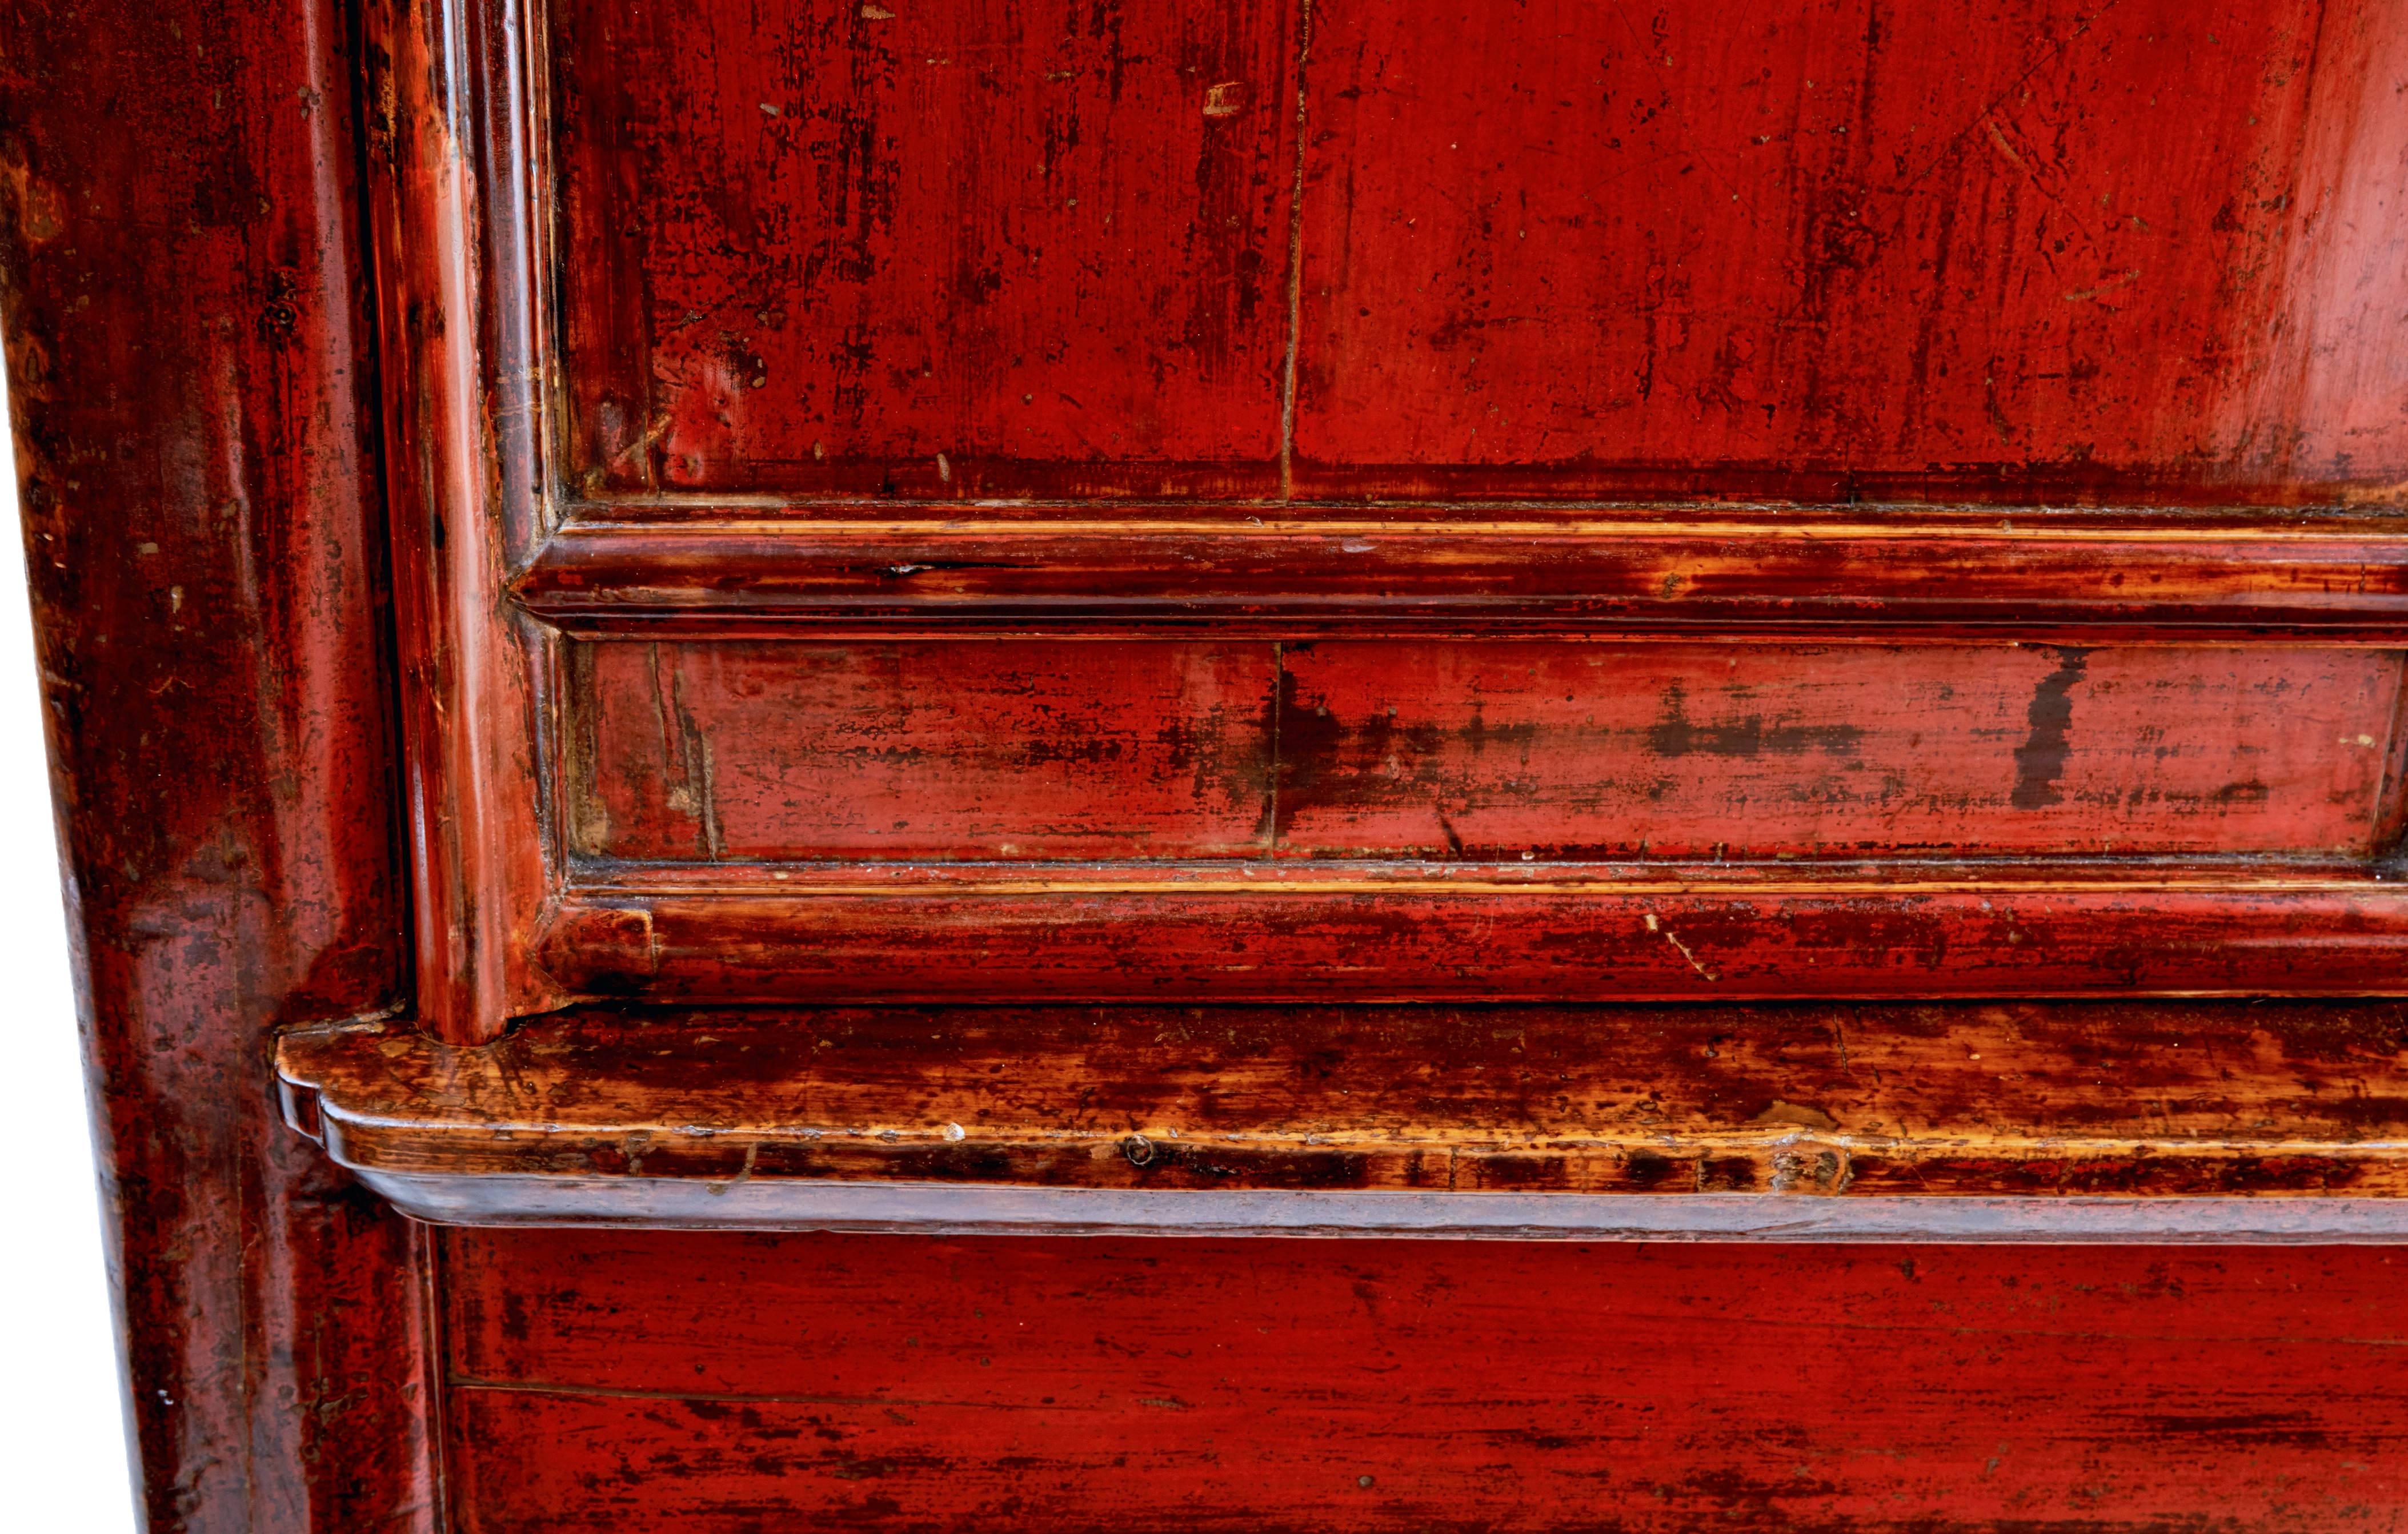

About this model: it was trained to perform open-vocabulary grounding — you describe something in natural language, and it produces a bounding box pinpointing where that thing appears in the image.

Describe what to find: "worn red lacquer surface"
[1295,0,2408,501]
[574,636,2403,862]
[440,1230,2408,1532]
[14,0,2408,1528]
[552,0,1304,497]
[544,0,2408,503]
[0,0,426,1528]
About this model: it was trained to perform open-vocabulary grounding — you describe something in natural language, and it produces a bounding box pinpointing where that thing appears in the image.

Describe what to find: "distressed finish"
[1277,640,2398,857]
[542,0,2408,503]
[532,878,2408,1003]
[0,0,428,1528]
[553,0,1304,497]
[436,1231,2408,1531]
[365,0,560,1041]
[547,629,2408,999]
[277,1001,2408,1230]
[352,0,2408,1025]
[573,638,1278,861]
[15,0,2408,1526]
[1294,0,2408,501]
[572,636,2402,862]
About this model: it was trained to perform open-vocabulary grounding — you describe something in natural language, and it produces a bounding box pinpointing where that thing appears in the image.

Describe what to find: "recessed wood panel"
[1291,0,2408,500]
[571,639,2401,865]
[1276,641,2402,858]
[572,640,1275,860]
[440,1231,2408,1532]
[550,0,1301,496]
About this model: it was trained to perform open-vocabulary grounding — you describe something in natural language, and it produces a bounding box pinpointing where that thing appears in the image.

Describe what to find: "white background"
[0,368,142,1528]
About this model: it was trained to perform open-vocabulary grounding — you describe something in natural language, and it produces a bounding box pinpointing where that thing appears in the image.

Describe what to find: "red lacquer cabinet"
[9,1,2408,1528]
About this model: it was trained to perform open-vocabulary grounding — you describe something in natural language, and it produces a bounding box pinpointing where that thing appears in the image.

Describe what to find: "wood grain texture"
[551,0,1303,497]
[436,1229,2408,1531]
[1273,639,2395,858]
[530,0,2408,506]
[277,999,2408,1211]
[574,639,1275,860]
[0,0,430,1527]
[1292,0,2408,503]
[512,514,2408,635]
[568,636,2401,864]
[518,510,2408,621]
[23,1,2408,1528]
[367,0,560,1039]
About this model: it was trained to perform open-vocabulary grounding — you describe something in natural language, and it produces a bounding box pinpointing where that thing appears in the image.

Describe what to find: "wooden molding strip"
[513,513,2408,633]
[354,1179,2408,1240]
[532,879,2408,1002]
[367,0,557,1039]
[277,1001,2408,1237]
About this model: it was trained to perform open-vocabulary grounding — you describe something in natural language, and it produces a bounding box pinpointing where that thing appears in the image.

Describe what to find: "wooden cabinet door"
[374,0,2408,1036]
[9,0,2408,1529]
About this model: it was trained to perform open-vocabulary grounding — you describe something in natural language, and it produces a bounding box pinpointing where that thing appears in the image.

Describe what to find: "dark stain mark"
[1770,1147,1848,1193]
[1645,683,1863,760]
[1468,1154,1577,1192]
[1622,1150,1678,1188]
[2134,1412,2331,1448]
[2010,646,2092,809]
[1271,668,1492,840]
[890,1145,1023,1183]
[1666,1464,1844,1517]
[256,267,301,349]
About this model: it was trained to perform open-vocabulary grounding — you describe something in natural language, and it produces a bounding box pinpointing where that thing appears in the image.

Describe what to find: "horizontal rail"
[532,878,2408,1003]
[514,511,2408,634]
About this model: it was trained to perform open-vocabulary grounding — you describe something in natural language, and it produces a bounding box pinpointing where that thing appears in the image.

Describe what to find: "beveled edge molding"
[511,511,2408,634]
[323,1176,2408,1243]
[274,995,2408,1240]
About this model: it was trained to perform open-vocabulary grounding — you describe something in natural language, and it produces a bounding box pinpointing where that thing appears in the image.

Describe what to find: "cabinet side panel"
[0,0,428,1528]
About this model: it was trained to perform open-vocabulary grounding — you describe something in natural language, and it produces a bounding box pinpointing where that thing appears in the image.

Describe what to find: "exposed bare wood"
[280,1000,2408,1232]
